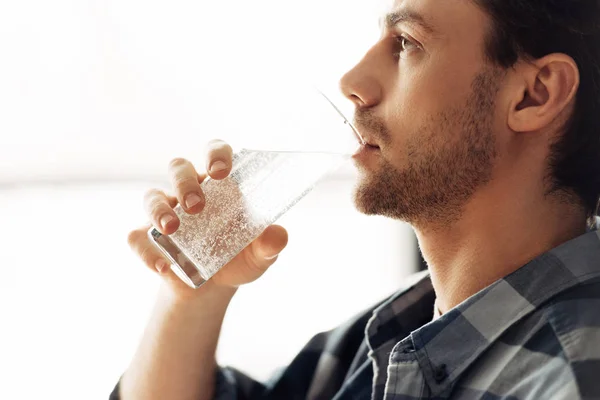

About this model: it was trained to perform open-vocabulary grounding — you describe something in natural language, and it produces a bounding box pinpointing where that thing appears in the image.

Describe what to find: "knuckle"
[127,228,145,248]
[143,188,162,203]
[243,246,267,274]
[149,202,170,218]
[168,157,189,170]
[145,194,164,211]
[139,244,155,267]
[173,175,199,188]
[176,187,199,198]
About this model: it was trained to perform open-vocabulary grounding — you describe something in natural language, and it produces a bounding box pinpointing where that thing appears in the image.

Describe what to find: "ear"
[507,54,579,133]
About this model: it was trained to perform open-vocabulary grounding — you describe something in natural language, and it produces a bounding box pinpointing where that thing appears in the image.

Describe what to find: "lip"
[361,137,379,148]
[354,130,380,148]
[351,122,379,148]
[352,142,381,159]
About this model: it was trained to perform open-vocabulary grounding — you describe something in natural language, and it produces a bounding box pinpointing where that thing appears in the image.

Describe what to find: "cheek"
[404,50,483,103]
[382,68,443,145]
[386,60,480,134]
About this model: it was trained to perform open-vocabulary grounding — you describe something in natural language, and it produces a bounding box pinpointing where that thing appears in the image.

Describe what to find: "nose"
[339,47,383,109]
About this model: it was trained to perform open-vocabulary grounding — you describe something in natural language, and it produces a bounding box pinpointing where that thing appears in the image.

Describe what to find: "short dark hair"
[475,0,600,224]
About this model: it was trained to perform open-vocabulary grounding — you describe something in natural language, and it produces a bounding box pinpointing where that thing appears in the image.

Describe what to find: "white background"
[0,1,419,399]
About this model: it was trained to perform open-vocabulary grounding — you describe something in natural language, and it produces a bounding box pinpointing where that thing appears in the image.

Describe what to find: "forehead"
[378,0,489,35]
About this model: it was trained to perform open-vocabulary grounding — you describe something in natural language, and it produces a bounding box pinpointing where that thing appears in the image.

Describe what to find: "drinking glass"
[148,88,363,288]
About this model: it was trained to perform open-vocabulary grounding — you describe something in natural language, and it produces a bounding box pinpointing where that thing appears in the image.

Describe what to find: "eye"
[393,35,419,58]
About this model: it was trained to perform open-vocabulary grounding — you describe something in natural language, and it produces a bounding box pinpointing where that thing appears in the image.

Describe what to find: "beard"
[353,68,501,229]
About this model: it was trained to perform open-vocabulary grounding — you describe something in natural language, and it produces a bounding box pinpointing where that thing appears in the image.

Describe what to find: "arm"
[113,141,288,399]
[118,282,237,400]
[112,278,382,400]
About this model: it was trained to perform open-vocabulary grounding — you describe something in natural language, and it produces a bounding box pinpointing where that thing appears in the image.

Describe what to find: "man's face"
[342,0,504,227]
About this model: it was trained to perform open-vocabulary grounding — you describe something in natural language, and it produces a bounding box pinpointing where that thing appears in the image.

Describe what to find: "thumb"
[210,225,289,287]
[251,225,289,264]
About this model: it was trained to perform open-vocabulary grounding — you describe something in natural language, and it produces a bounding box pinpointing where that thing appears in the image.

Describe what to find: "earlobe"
[507,54,579,134]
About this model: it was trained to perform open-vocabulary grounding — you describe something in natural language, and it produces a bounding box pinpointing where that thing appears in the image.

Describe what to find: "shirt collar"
[365,270,434,352]
[411,228,600,396]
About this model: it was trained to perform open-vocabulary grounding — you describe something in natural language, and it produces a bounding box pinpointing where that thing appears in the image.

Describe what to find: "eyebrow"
[382,9,436,34]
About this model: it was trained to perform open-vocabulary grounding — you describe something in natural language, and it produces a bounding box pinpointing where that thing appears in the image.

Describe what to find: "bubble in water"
[163,149,348,285]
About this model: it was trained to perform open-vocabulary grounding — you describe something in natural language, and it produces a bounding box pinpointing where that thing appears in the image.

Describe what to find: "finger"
[247,225,289,268]
[143,188,180,235]
[127,225,203,293]
[127,225,172,274]
[205,139,233,180]
[168,157,207,214]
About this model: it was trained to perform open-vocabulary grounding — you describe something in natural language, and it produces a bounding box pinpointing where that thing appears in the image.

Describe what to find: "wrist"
[161,279,238,308]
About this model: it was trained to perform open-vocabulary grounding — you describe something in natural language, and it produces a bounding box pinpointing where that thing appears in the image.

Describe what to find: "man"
[112,0,600,399]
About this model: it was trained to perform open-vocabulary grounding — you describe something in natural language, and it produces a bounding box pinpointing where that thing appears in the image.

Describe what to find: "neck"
[414,180,587,315]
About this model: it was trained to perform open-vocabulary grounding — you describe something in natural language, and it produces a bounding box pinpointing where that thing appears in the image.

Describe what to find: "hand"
[126,140,289,298]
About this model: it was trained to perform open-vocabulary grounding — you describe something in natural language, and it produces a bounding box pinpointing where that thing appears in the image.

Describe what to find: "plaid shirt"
[110,222,600,400]
[213,225,600,400]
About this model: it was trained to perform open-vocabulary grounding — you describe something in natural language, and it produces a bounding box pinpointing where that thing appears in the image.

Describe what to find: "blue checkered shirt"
[110,223,600,399]
[212,227,600,400]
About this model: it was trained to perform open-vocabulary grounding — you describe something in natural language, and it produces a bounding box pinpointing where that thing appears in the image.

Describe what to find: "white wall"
[0,0,382,182]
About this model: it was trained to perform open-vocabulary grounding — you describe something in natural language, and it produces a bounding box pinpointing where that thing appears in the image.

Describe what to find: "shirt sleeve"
[107,368,255,400]
[107,367,269,400]
[213,366,271,400]
[108,379,121,399]
[213,331,336,400]
[213,301,381,400]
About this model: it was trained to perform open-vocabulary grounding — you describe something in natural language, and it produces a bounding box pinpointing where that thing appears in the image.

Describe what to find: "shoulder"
[543,278,600,363]
[541,279,600,400]
[457,280,600,399]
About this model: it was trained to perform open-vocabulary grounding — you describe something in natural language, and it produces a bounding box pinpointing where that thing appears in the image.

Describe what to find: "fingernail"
[160,214,174,229]
[156,260,170,273]
[210,161,228,174]
[185,193,202,209]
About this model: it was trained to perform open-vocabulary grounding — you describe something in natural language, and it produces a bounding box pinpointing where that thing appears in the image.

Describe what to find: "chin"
[351,165,420,223]
[352,174,393,217]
